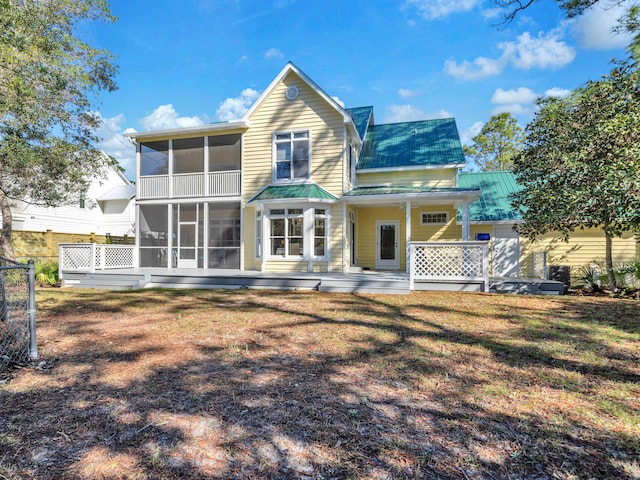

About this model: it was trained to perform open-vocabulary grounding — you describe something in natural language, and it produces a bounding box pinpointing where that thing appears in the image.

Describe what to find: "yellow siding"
[243,207,256,270]
[242,71,345,200]
[520,229,637,277]
[410,206,461,241]
[329,207,344,271]
[262,260,311,273]
[355,205,468,270]
[242,71,347,271]
[357,168,457,188]
[356,207,405,271]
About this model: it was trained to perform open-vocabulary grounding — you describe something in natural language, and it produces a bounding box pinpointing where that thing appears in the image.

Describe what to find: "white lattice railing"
[59,244,136,274]
[410,241,489,291]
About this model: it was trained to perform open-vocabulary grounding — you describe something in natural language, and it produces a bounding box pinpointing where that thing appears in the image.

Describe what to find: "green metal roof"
[344,185,479,196]
[357,118,465,170]
[458,171,522,222]
[248,183,338,203]
[345,106,373,142]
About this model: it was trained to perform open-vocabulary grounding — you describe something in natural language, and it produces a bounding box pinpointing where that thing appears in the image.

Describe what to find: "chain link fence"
[0,257,37,367]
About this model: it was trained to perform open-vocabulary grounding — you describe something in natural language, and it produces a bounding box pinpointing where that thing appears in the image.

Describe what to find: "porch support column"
[461,201,470,241]
[405,200,411,273]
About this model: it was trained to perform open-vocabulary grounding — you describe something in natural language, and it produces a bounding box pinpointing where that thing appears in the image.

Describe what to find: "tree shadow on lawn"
[2,290,638,479]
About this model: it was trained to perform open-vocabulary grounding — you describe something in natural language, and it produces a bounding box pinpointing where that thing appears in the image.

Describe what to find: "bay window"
[265,206,328,259]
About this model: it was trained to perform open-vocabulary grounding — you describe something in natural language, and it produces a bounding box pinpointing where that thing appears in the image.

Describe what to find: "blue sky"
[89,0,634,179]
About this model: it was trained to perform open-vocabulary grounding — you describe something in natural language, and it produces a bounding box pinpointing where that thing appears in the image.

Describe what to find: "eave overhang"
[124,120,249,142]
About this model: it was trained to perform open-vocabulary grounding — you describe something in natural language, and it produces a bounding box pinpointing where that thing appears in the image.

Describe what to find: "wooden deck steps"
[489,277,567,295]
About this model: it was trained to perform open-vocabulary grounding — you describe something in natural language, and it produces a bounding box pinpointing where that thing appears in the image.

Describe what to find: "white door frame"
[178,221,198,269]
[376,220,400,270]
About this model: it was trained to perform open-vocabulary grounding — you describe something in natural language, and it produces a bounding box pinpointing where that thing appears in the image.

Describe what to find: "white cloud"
[445,28,575,80]
[572,2,634,50]
[384,104,426,123]
[460,121,484,144]
[265,48,284,60]
[481,7,501,19]
[491,103,529,116]
[331,96,345,108]
[404,0,481,19]
[140,104,206,131]
[490,87,539,116]
[384,105,451,123]
[444,56,506,81]
[398,88,422,98]
[503,30,576,70]
[426,109,453,119]
[491,87,538,105]
[545,87,571,98]
[215,88,260,121]
[94,113,137,178]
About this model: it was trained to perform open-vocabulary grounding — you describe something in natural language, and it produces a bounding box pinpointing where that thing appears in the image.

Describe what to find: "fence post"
[90,243,96,273]
[27,260,37,360]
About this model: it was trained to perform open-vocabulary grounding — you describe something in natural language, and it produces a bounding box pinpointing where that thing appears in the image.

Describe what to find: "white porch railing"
[208,170,241,197]
[410,241,489,291]
[139,175,170,199]
[59,244,136,274]
[138,170,241,199]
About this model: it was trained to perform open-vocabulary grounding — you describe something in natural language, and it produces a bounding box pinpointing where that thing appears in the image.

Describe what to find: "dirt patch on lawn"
[1,289,639,479]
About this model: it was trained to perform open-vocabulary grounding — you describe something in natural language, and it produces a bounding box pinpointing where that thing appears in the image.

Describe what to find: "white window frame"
[420,211,450,226]
[312,208,328,259]
[272,130,311,183]
[264,205,329,260]
[255,210,262,259]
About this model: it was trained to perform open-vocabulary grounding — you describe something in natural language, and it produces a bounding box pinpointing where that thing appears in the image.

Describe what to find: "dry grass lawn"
[1,288,639,479]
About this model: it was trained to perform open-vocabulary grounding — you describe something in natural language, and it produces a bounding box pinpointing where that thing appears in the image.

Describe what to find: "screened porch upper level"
[138,134,242,200]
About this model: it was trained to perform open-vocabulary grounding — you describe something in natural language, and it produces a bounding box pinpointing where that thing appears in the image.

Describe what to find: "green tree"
[512,62,640,293]
[0,0,118,260]
[463,112,524,171]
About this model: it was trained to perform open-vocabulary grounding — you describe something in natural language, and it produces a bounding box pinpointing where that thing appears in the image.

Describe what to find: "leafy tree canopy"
[0,0,118,260]
[463,112,524,171]
[512,62,640,291]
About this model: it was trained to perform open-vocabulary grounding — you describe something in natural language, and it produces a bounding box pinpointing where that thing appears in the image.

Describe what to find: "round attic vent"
[285,86,299,100]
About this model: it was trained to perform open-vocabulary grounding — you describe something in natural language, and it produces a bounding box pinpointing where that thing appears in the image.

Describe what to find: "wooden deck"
[60,269,567,295]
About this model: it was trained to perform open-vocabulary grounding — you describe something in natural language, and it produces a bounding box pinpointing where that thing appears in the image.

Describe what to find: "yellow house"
[127,63,481,276]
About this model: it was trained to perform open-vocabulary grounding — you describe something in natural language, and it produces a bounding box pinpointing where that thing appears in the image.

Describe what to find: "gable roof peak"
[241,63,357,137]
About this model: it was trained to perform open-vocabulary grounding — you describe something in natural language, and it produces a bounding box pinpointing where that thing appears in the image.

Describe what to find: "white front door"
[493,225,520,277]
[178,221,198,269]
[376,221,400,270]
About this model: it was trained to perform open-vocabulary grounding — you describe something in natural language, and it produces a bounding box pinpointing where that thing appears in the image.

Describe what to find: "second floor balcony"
[138,133,243,200]
[139,170,241,199]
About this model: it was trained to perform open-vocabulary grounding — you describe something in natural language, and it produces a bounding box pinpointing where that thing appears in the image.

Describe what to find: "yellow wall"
[357,168,457,188]
[242,71,346,272]
[355,205,468,270]
[262,260,329,273]
[242,71,345,200]
[520,228,637,277]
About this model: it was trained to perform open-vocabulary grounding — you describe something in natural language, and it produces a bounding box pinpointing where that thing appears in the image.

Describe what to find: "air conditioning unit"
[548,265,570,286]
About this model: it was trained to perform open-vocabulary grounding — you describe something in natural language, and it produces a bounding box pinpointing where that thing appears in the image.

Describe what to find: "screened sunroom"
[135,126,246,270]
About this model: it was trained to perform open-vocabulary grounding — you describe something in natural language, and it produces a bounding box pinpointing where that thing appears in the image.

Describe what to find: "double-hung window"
[274,131,310,181]
[269,208,304,257]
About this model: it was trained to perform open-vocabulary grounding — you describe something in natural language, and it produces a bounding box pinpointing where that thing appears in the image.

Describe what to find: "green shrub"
[34,261,60,287]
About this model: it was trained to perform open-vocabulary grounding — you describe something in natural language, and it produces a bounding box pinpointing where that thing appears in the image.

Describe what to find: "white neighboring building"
[11,164,135,237]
